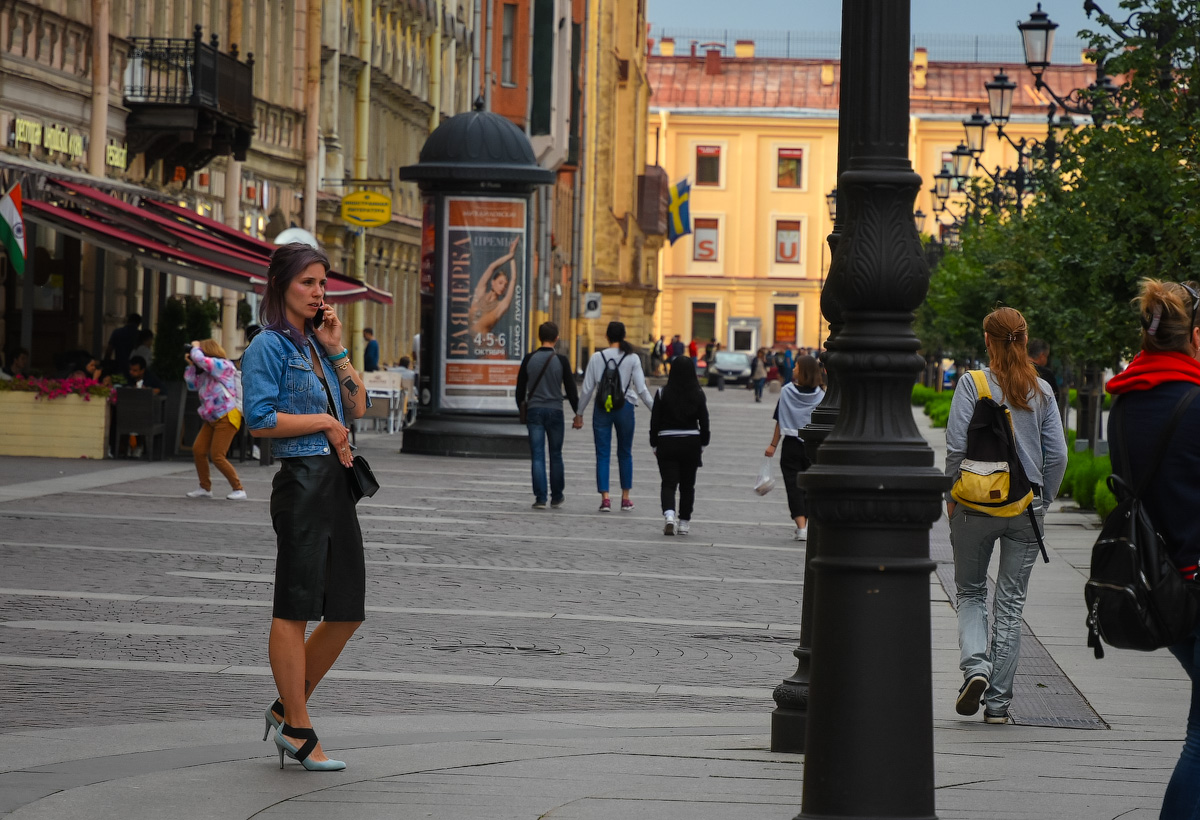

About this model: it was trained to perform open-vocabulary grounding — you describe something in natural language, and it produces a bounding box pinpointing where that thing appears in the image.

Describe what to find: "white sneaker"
[663,510,677,536]
[677,519,690,535]
[186,488,214,499]
[226,490,248,500]
[795,526,807,541]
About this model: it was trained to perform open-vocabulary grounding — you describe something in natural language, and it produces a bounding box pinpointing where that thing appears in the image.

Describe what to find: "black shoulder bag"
[519,351,555,424]
[312,349,379,503]
[1085,386,1200,657]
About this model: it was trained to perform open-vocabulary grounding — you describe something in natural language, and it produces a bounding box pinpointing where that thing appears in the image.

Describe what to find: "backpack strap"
[968,370,992,401]
[1114,385,1200,501]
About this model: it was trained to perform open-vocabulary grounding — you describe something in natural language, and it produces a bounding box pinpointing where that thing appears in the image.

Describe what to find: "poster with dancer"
[439,196,527,412]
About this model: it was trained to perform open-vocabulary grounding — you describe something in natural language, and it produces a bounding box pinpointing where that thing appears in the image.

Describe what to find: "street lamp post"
[795,0,946,816]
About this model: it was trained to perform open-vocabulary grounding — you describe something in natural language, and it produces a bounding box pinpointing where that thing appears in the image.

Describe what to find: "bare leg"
[269,618,359,762]
[793,515,807,529]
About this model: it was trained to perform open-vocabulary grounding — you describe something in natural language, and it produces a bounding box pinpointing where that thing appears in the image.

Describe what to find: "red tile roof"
[647,55,1103,117]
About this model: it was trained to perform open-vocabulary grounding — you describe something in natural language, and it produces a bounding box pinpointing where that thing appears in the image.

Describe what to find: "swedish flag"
[667,178,691,245]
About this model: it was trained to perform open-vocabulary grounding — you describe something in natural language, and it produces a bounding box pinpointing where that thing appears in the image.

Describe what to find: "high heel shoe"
[273,723,346,771]
[262,699,285,741]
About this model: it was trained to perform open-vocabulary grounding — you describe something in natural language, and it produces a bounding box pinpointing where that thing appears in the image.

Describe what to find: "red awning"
[24,199,264,292]
[141,198,393,305]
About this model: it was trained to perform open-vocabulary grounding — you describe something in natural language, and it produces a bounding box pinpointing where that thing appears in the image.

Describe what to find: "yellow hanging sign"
[340,190,393,227]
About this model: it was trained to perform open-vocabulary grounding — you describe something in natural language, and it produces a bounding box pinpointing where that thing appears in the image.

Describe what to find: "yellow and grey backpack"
[950,370,1049,562]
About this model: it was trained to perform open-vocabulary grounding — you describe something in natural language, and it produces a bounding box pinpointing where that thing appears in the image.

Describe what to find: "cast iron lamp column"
[796,1,946,817]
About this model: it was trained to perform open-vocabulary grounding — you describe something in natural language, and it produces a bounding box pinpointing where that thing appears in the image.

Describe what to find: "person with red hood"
[1106,279,1200,818]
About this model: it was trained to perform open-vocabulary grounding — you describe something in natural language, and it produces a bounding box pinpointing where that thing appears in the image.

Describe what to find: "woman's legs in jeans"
[192,421,214,491]
[208,416,243,491]
[951,506,1043,715]
[592,408,614,496]
[754,378,766,401]
[1163,627,1200,818]
[613,403,635,496]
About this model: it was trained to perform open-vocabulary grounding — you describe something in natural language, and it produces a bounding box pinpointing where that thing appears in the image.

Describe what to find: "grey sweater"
[944,368,1068,504]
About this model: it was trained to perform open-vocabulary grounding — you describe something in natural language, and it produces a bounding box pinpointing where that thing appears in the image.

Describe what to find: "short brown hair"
[538,321,559,343]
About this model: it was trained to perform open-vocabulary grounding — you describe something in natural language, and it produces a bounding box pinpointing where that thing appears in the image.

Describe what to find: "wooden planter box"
[0,391,111,459]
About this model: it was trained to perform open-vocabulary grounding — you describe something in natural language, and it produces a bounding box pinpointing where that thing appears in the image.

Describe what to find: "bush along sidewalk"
[1057,429,1113,518]
[912,384,953,428]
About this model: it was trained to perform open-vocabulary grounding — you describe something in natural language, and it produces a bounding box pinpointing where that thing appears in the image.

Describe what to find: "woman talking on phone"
[241,243,368,771]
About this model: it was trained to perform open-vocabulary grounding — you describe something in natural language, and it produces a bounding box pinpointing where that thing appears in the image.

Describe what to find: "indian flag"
[0,184,25,276]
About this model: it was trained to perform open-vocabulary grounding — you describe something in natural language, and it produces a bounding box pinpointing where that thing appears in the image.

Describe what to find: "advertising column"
[439,196,528,412]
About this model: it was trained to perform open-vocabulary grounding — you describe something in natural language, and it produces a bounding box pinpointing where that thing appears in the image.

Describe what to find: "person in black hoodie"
[649,356,709,536]
[1105,279,1200,818]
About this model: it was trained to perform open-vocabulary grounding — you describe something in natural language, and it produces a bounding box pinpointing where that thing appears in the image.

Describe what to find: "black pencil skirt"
[270,454,366,622]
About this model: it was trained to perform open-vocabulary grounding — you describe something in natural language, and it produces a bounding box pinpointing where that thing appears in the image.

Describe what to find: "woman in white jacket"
[575,321,656,512]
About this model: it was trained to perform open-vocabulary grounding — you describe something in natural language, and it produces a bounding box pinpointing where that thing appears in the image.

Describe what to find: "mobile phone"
[313,304,325,329]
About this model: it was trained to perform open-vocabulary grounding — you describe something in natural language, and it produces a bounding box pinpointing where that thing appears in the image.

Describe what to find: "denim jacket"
[242,329,346,458]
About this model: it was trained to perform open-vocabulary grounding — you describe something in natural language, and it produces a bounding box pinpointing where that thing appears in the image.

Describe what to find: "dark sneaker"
[621,499,635,511]
[598,499,611,512]
[955,674,988,716]
[550,497,565,508]
[983,711,1009,725]
[532,500,547,509]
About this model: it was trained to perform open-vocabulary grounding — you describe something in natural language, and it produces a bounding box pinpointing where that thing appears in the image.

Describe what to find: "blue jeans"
[1164,623,1200,818]
[950,503,1044,716]
[593,402,635,493]
[753,378,766,400]
[526,406,565,503]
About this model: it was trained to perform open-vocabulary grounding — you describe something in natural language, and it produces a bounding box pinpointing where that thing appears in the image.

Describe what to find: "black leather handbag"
[349,455,379,502]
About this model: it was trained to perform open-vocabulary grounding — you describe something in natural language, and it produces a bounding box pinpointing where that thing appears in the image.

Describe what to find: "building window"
[696,145,721,185]
[777,148,804,188]
[692,302,717,343]
[774,305,798,345]
[775,220,801,264]
[693,217,719,262]
[501,4,517,86]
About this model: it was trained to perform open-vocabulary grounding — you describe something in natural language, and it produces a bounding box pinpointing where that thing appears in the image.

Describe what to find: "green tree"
[918,0,1200,369]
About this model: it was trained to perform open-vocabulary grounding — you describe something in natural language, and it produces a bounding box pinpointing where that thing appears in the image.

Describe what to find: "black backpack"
[1085,386,1200,658]
[595,352,629,413]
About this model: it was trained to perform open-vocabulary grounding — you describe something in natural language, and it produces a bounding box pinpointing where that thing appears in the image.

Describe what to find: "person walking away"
[184,339,247,500]
[362,328,379,372]
[242,243,369,772]
[650,357,709,536]
[652,335,666,376]
[1103,280,1200,817]
[575,320,656,512]
[751,349,768,402]
[516,322,579,509]
[946,307,1067,725]
[764,355,825,541]
[687,337,699,364]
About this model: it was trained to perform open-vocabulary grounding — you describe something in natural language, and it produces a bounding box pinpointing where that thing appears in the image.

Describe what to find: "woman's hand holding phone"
[313,303,344,354]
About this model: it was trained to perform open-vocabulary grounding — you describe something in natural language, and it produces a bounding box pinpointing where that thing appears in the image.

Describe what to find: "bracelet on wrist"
[326,348,348,362]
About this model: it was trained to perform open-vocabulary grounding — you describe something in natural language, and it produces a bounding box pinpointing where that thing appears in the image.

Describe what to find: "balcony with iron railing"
[122,25,255,178]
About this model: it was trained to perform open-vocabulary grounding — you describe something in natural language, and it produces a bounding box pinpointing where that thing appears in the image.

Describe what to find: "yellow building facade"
[648,51,1097,353]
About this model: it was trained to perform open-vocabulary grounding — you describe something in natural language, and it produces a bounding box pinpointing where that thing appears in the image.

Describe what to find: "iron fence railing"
[653,29,1088,64]
[124,25,254,123]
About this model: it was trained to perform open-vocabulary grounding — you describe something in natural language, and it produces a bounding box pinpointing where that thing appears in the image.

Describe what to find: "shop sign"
[13,116,85,161]
[341,190,393,227]
[105,142,128,168]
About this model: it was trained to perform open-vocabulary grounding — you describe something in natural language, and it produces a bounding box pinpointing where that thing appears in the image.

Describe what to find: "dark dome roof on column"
[399,98,555,185]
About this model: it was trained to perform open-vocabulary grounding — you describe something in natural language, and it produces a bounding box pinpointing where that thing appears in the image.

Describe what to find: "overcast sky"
[647,1,1097,39]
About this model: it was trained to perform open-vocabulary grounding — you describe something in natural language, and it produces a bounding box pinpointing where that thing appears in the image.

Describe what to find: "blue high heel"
[262,699,285,741]
[274,723,346,771]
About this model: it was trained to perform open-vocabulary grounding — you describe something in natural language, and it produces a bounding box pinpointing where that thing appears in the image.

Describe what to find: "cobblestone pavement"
[0,384,1191,819]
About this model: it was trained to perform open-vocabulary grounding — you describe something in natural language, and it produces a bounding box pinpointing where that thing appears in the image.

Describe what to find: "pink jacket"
[184,348,238,422]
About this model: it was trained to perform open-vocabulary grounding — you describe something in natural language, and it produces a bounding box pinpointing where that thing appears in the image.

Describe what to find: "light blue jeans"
[950,502,1045,716]
[592,402,635,493]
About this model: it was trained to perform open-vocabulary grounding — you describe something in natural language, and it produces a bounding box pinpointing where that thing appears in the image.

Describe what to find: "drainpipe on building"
[222,0,245,355]
[472,0,482,99]
[304,0,321,233]
[351,0,372,371]
[88,0,109,179]
[483,0,494,109]
[571,169,583,370]
[580,0,600,362]
[430,0,443,130]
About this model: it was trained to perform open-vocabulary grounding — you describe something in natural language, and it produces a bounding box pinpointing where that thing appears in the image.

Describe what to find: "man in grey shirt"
[516,322,579,509]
